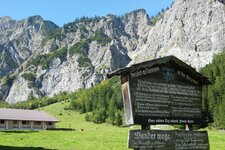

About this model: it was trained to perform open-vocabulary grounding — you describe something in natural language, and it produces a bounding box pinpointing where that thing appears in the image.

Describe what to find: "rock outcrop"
[132,0,225,69]
[0,16,58,77]
[1,0,225,103]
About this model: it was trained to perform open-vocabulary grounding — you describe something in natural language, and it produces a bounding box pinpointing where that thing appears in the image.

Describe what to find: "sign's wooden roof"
[0,108,59,122]
[107,55,211,85]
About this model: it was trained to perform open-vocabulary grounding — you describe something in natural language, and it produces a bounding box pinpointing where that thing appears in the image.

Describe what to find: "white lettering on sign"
[136,80,201,96]
[130,67,160,78]
[133,79,202,118]
[129,130,209,149]
[177,70,199,85]
[134,131,171,141]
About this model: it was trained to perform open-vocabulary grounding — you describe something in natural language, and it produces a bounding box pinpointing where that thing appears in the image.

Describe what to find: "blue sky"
[0,0,174,26]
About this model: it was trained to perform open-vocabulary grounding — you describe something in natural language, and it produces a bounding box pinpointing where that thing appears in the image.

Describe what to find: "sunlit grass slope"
[0,101,131,150]
[0,101,224,150]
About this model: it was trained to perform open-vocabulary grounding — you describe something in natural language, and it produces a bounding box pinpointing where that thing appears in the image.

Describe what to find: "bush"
[28,47,67,69]
[68,41,90,68]
[68,76,124,126]
[91,31,112,46]
[85,112,93,122]
[63,22,77,33]
[21,73,36,82]
[93,108,106,124]
[68,41,89,56]
[114,111,122,126]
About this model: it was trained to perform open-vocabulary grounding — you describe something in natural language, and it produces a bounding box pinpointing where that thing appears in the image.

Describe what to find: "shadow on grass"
[0,130,39,134]
[0,145,55,150]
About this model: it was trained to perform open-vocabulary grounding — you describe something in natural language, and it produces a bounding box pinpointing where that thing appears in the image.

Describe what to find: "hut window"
[0,120,4,124]
[22,121,29,125]
[48,122,52,125]
[13,121,18,124]
[34,121,41,125]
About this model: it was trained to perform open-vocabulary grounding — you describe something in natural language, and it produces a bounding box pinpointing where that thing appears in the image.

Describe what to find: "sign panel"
[128,130,209,150]
[128,65,203,125]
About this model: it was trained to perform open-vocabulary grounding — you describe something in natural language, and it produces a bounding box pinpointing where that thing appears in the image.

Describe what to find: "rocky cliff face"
[132,0,225,69]
[1,0,225,103]
[0,16,58,77]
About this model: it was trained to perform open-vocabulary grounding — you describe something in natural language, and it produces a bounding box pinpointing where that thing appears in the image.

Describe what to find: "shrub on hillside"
[69,76,124,126]
[90,31,112,46]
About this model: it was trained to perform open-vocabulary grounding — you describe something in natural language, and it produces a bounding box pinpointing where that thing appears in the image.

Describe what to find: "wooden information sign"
[107,56,211,150]
[108,56,211,126]
[128,130,209,150]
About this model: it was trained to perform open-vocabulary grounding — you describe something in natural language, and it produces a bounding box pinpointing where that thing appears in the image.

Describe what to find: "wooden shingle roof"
[107,55,211,85]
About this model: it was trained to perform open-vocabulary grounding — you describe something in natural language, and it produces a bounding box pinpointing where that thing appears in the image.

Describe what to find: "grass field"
[0,101,225,150]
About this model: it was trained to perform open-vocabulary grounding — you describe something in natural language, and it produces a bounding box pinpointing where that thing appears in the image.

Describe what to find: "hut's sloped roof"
[107,55,211,85]
[0,108,59,122]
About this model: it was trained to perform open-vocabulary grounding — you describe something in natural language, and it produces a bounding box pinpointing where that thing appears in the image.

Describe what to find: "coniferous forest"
[201,52,225,129]
[67,76,124,126]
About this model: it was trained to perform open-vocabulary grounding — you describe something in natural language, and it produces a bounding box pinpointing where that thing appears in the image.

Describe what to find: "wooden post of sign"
[141,124,150,130]
[185,124,189,131]
[107,56,211,150]
[185,124,192,131]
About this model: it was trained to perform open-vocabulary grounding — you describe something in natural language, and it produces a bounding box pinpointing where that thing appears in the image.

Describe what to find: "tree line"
[2,49,225,128]
[201,51,225,129]
[67,76,124,126]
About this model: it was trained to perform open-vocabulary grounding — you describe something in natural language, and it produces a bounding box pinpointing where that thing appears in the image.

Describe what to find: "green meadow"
[0,101,224,150]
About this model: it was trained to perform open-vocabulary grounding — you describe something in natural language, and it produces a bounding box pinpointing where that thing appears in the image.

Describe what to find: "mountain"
[1,0,225,103]
[0,16,58,76]
[0,16,58,102]
[132,0,225,69]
